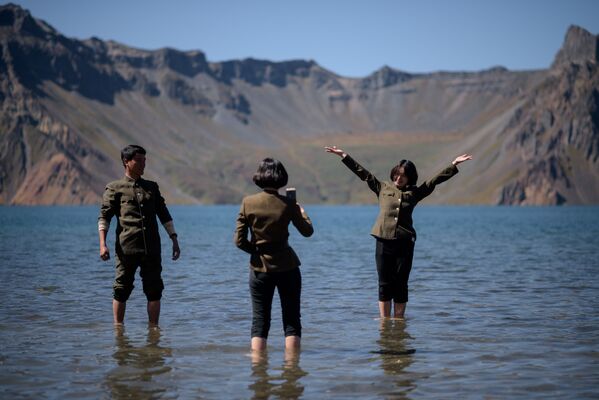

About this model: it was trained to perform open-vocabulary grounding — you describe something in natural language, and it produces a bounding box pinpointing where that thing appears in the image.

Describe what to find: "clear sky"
[6,0,599,77]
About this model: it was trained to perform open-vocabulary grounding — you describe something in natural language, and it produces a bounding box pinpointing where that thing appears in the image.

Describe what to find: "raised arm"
[324,146,382,196]
[414,153,473,201]
[291,203,314,237]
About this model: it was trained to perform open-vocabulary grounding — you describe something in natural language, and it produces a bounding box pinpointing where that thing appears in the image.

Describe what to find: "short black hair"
[120,145,146,167]
[252,158,289,189]
[390,159,418,186]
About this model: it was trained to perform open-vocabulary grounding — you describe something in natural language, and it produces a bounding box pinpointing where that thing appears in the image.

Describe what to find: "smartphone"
[286,187,296,201]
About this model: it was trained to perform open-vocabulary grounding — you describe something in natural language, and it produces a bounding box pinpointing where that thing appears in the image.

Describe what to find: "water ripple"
[1,205,598,398]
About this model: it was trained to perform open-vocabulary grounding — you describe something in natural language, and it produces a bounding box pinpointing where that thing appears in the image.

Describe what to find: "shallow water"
[1,205,598,399]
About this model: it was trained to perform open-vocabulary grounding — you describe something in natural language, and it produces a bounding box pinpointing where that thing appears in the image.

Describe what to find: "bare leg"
[285,335,301,350]
[113,299,126,324]
[284,341,300,366]
[379,301,391,318]
[251,347,267,365]
[147,300,160,325]
[394,302,406,319]
[251,337,267,351]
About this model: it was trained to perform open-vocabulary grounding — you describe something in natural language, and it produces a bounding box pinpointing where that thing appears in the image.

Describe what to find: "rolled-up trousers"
[249,268,302,338]
[375,237,415,303]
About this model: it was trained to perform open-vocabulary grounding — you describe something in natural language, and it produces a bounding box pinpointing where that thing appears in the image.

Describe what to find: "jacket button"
[394,217,398,221]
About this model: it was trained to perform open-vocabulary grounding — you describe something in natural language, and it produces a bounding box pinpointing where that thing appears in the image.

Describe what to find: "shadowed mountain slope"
[1,4,597,205]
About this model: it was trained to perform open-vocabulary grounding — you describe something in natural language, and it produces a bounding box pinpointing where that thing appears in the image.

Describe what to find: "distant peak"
[566,25,594,40]
[552,25,598,68]
[373,65,411,76]
[0,3,57,38]
[0,3,32,27]
[484,66,509,73]
[0,2,25,14]
[358,66,413,89]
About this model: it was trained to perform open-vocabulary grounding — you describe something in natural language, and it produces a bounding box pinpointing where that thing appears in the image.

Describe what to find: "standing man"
[98,145,180,325]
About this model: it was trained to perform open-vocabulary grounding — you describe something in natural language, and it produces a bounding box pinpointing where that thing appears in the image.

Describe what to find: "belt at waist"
[255,241,290,254]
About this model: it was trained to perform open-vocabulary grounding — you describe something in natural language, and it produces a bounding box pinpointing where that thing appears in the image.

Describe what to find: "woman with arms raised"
[325,146,472,319]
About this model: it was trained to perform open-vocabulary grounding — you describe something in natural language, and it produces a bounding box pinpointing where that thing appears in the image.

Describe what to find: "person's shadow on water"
[373,319,416,395]
[249,349,308,400]
[105,325,174,399]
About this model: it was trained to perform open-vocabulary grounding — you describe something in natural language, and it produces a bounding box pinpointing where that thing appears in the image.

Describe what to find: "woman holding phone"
[234,158,314,352]
[325,146,472,319]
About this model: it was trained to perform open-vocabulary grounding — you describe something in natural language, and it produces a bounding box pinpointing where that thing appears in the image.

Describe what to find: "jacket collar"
[389,181,415,191]
[124,175,142,183]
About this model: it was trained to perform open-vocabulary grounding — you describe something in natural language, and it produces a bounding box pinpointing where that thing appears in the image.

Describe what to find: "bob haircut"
[121,145,146,167]
[252,158,289,189]
[389,160,418,186]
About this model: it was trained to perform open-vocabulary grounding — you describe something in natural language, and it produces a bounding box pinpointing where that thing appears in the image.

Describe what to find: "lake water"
[1,205,598,399]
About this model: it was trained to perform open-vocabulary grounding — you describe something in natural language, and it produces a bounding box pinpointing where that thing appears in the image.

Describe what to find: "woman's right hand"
[324,145,347,158]
[297,203,306,214]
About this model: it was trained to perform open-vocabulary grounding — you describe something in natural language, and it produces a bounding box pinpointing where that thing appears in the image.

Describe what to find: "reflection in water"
[249,349,308,400]
[105,325,174,399]
[375,319,416,396]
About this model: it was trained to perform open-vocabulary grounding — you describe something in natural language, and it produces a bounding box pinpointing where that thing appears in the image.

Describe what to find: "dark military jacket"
[99,176,173,256]
[234,189,314,273]
[341,155,458,240]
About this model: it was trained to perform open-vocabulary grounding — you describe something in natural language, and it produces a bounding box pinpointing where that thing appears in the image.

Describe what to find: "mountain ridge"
[1,4,597,205]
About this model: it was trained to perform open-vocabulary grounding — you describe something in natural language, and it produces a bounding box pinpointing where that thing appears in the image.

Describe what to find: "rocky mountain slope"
[498,26,599,204]
[1,4,597,205]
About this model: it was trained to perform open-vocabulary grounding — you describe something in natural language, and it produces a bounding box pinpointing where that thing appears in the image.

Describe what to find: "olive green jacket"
[234,189,314,272]
[341,155,458,240]
[98,176,173,256]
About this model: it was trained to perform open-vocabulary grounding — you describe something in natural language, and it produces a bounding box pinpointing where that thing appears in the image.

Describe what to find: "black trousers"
[249,268,302,339]
[375,237,415,303]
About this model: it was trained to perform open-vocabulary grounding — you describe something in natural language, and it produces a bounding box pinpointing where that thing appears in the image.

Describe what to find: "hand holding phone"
[286,187,296,201]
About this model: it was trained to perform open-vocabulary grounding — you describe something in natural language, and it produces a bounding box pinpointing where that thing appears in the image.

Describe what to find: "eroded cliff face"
[498,26,599,205]
[0,5,116,204]
[1,4,598,205]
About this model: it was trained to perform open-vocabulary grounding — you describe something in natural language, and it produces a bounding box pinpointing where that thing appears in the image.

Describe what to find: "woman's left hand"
[452,154,473,166]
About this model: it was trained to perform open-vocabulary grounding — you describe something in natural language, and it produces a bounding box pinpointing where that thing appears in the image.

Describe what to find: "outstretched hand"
[452,154,473,166]
[324,146,347,158]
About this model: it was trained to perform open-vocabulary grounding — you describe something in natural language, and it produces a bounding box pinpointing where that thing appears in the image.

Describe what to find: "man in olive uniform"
[98,145,180,325]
